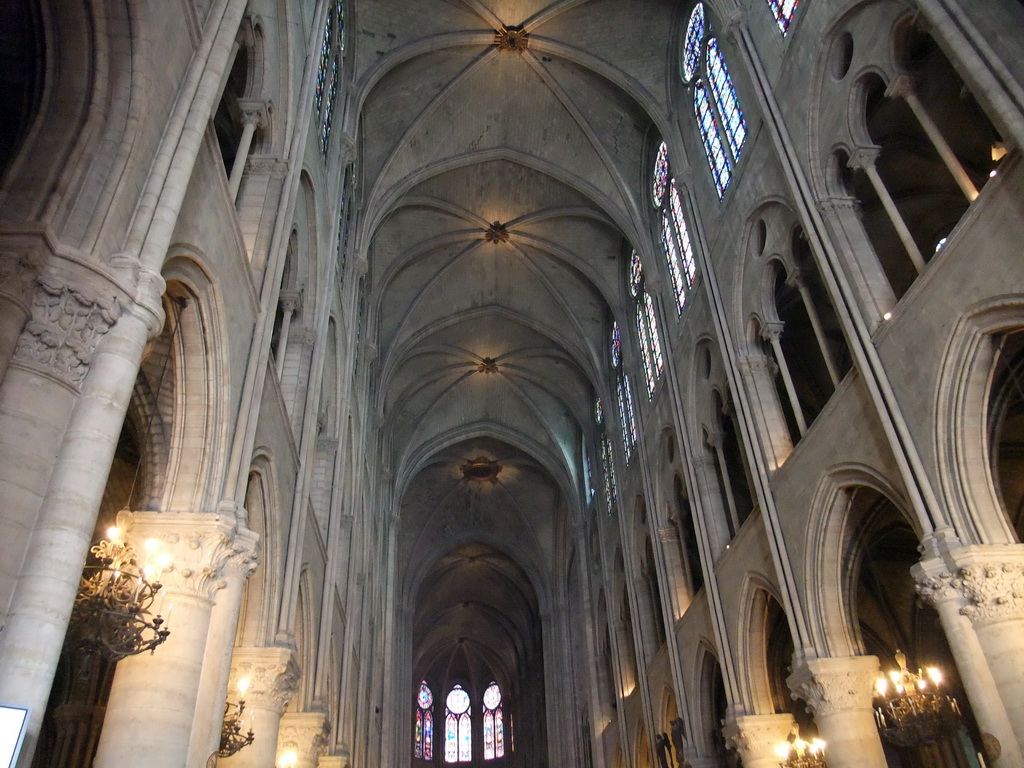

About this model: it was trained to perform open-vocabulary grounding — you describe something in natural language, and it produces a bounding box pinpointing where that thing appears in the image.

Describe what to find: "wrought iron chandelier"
[873,650,961,748]
[775,730,826,768]
[218,678,256,758]
[68,525,170,661]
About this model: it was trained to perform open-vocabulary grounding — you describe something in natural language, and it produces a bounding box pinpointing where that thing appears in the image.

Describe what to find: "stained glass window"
[624,375,639,448]
[611,322,622,368]
[652,142,670,206]
[669,185,697,287]
[315,3,345,155]
[707,38,746,160]
[662,216,686,313]
[445,686,471,763]
[629,251,643,297]
[767,0,799,34]
[601,437,618,514]
[694,81,732,197]
[644,293,665,379]
[415,682,434,759]
[483,683,504,759]
[595,397,604,426]
[617,380,631,463]
[682,4,705,82]
[638,312,656,395]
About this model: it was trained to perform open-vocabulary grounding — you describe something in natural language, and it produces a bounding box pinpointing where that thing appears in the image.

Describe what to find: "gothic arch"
[934,296,1024,544]
[803,464,914,656]
[735,574,786,715]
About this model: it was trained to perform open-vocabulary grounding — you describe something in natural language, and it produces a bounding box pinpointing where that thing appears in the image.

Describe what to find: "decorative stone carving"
[279,711,330,761]
[229,647,300,714]
[13,274,122,386]
[124,512,253,600]
[847,146,881,171]
[918,563,1024,626]
[724,714,794,759]
[494,26,529,53]
[787,656,879,717]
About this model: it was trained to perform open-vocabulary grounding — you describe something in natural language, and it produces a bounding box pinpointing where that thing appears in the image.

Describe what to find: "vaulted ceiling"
[353,0,678,693]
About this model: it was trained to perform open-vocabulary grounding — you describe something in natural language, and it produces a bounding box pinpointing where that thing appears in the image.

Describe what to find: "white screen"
[0,706,27,768]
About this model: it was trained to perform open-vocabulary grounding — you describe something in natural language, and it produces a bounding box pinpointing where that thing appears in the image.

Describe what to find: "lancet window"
[650,143,698,313]
[681,3,747,197]
[315,0,345,155]
[414,681,434,759]
[611,322,638,463]
[629,251,665,397]
[445,686,472,762]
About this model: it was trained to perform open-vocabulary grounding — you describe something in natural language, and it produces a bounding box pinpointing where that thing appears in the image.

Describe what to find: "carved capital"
[787,655,880,717]
[229,646,300,714]
[724,10,748,43]
[279,289,303,314]
[13,273,122,387]
[724,714,794,761]
[847,146,881,171]
[122,512,249,601]
[760,321,785,343]
[914,545,1024,627]
[279,711,330,760]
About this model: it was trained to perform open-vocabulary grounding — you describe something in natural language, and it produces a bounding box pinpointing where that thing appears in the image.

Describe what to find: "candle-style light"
[775,727,826,768]
[219,677,256,757]
[873,650,961,748]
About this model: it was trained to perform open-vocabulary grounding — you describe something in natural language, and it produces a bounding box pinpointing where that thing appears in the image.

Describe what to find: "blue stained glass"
[611,322,622,368]
[336,0,346,51]
[595,397,604,425]
[767,0,798,34]
[707,38,746,160]
[682,3,705,82]
[424,712,433,759]
[669,185,697,287]
[694,81,732,197]
[662,215,686,313]
[321,55,339,154]
[644,293,664,379]
[315,11,333,115]
[484,712,494,759]
[652,142,670,206]
[629,250,643,297]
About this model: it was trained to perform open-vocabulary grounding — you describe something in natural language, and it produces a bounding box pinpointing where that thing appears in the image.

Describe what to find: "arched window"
[628,251,665,397]
[445,685,472,763]
[766,0,799,34]
[610,322,638,462]
[601,437,618,516]
[315,0,345,155]
[650,144,699,313]
[681,3,746,197]
[415,681,434,759]
[483,682,505,759]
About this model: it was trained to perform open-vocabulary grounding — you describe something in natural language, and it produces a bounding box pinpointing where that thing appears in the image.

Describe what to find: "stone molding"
[123,512,257,600]
[816,197,861,215]
[724,713,795,759]
[318,758,347,768]
[915,546,1024,627]
[229,646,300,714]
[13,273,122,387]
[279,711,330,759]
[787,655,880,717]
[245,156,290,178]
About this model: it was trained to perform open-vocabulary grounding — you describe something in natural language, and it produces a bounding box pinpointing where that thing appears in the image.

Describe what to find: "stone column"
[219,647,300,768]
[761,321,808,438]
[724,713,796,768]
[92,513,248,768]
[228,102,266,202]
[278,711,329,768]
[735,353,793,472]
[915,544,1024,766]
[787,655,888,768]
[187,523,260,766]
[657,525,691,620]
[690,452,732,557]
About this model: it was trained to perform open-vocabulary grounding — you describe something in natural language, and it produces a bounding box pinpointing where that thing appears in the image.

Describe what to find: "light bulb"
[811,739,826,754]
[279,750,298,768]
[107,526,121,541]
[926,667,942,685]
[144,538,159,552]
[876,678,888,696]
[238,677,251,696]
[775,743,791,759]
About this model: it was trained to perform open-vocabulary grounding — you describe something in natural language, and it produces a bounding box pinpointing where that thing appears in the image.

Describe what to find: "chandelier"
[68,526,171,661]
[873,650,961,748]
[218,677,255,757]
[774,730,826,768]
